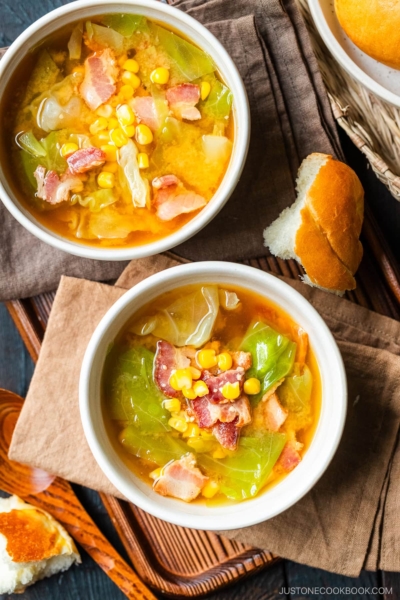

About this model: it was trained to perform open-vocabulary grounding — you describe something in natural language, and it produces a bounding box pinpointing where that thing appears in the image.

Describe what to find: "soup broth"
[102,284,321,505]
[3,15,234,247]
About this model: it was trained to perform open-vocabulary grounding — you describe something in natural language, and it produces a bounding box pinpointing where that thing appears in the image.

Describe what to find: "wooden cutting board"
[5,207,400,597]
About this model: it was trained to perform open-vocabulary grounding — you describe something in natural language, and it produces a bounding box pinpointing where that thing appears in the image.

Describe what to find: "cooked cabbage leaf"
[105,346,171,433]
[118,140,150,208]
[76,189,117,212]
[68,23,83,60]
[152,23,215,82]
[240,321,296,402]
[136,285,219,348]
[17,131,46,158]
[86,21,124,52]
[198,432,286,500]
[279,364,313,431]
[120,428,189,466]
[22,50,60,107]
[101,14,148,36]
[200,74,232,120]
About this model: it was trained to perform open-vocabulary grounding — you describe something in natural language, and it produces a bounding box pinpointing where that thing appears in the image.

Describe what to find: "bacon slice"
[152,174,180,190]
[277,440,303,472]
[191,395,251,429]
[34,166,83,205]
[213,420,239,451]
[80,49,118,110]
[262,393,288,432]
[152,176,206,222]
[153,454,207,502]
[131,96,159,131]
[231,351,252,371]
[154,341,192,398]
[166,84,201,121]
[67,147,106,174]
[201,368,245,404]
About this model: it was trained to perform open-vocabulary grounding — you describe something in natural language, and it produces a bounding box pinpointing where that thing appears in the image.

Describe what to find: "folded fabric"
[9,256,400,577]
[0,0,340,301]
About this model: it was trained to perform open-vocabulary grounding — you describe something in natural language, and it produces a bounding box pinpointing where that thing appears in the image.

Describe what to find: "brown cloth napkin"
[9,256,400,577]
[0,0,340,301]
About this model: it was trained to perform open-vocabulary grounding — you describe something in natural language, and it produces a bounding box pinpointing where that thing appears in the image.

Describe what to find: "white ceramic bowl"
[80,262,347,530]
[0,0,250,260]
[309,0,400,107]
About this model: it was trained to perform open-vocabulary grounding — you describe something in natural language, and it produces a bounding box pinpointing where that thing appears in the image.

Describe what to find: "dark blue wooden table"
[1,1,400,598]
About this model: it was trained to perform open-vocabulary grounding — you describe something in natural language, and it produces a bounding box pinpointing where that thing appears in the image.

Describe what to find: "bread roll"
[335,0,400,69]
[263,153,364,294]
[0,495,81,594]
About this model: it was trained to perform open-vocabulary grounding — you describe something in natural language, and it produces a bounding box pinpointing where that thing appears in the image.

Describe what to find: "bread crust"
[306,156,364,274]
[295,206,356,292]
[293,154,363,292]
[335,0,400,69]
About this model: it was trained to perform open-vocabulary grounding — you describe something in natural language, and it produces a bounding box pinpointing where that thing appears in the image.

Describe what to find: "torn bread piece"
[0,495,81,594]
[263,153,364,295]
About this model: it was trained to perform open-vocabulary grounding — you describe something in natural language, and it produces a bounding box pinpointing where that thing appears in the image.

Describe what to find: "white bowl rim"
[308,0,400,108]
[0,0,250,260]
[79,261,347,530]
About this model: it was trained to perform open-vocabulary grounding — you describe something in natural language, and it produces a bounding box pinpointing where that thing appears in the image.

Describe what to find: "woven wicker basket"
[297,0,400,201]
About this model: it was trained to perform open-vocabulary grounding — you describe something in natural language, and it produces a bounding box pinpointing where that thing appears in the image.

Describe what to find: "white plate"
[308,0,400,107]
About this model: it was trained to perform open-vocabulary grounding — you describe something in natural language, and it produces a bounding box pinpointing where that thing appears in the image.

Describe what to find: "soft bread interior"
[263,154,329,261]
[0,496,80,595]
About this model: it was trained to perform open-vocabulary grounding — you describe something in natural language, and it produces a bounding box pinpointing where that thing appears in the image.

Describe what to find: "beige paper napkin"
[9,256,400,576]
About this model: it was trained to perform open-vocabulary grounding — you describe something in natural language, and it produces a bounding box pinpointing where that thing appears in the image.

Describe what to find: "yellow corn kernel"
[121,71,141,88]
[221,381,240,401]
[193,380,209,397]
[217,352,233,371]
[169,368,192,391]
[138,152,149,169]
[182,386,197,400]
[135,124,153,145]
[182,423,200,438]
[89,117,108,135]
[212,447,228,459]
[97,131,111,143]
[116,103,135,126]
[163,398,181,413]
[60,142,79,158]
[97,171,115,189]
[196,349,218,369]
[72,65,85,75]
[149,467,162,481]
[100,144,118,162]
[187,437,211,452]
[96,104,113,118]
[119,84,135,100]
[244,377,261,395]
[200,429,215,440]
[200,81,211,101]
[190,367,202,380]
[118,54,128,67]
[123,58,139,73]
[108,117,119,130]
[168,416,188,433]
[102,161,118,173]
[150,67,170,84]
[110,128,128,148]
[121,124,136,138]
[202,480,219,498]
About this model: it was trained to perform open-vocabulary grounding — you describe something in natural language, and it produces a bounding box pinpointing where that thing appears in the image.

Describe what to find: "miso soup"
[3,15,234,247]
[102,284,321,505]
